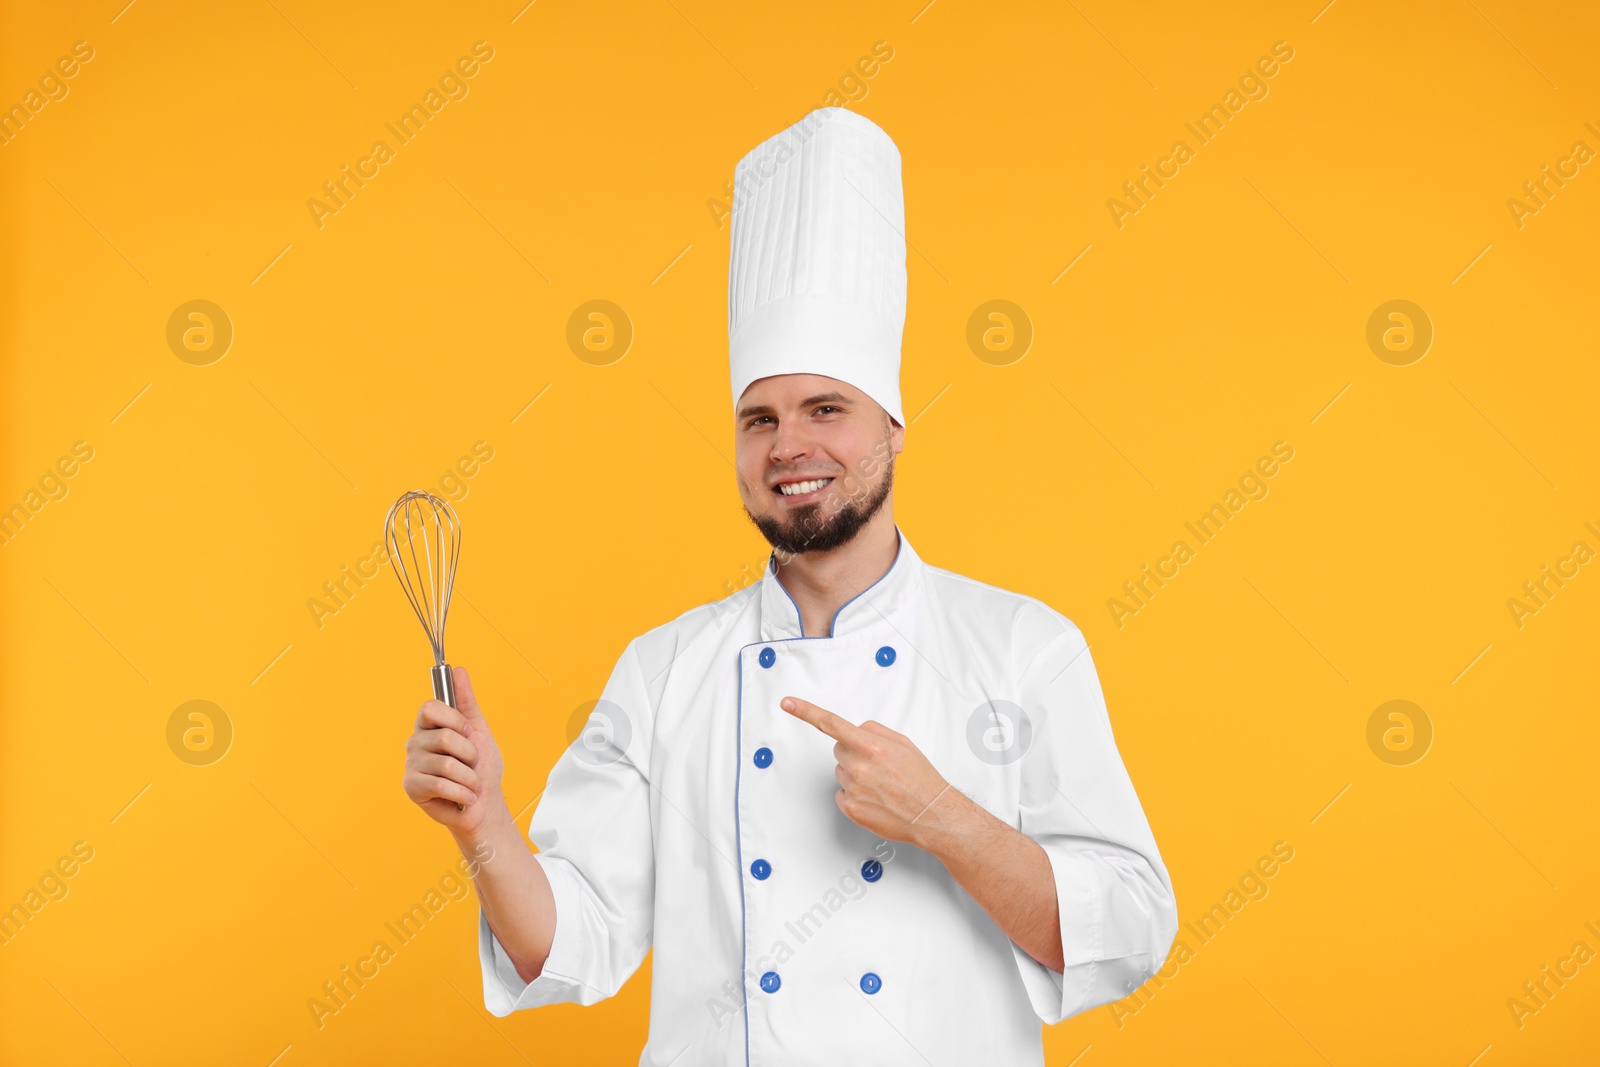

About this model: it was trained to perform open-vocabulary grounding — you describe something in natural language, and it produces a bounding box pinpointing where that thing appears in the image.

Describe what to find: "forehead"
[737,373,865,412]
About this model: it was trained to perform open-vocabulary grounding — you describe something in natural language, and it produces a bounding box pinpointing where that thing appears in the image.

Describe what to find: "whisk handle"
[431,664,464,812]
[431,664,457,709]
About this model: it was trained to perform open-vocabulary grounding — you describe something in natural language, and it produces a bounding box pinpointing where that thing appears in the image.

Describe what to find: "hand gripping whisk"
[385,489,462,713]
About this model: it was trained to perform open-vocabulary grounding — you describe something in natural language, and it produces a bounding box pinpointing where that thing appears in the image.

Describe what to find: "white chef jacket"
[479,526,1178,1065]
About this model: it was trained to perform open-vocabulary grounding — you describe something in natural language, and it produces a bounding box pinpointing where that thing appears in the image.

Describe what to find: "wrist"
[908,781,977,857]
[453,795,516,857]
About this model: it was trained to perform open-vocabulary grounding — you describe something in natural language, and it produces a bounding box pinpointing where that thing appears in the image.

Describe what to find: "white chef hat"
[728,107,907,427]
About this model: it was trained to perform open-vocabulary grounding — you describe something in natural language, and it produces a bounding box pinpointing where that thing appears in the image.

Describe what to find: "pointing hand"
[780,696,958,847]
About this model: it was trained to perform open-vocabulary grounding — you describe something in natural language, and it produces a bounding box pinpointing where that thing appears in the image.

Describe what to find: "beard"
[746,455,894,557]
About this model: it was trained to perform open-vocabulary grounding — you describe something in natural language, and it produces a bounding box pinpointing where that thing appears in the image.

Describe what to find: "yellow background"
[3,0,1597,1063]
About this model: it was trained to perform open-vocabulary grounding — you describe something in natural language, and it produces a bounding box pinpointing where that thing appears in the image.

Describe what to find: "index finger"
[780,697,864,744]
[417,699,468,734]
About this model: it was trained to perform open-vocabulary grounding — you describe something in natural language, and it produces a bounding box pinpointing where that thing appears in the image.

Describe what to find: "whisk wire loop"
[384,490,461,668]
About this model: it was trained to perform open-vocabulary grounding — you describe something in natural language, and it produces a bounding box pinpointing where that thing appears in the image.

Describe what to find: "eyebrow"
[737,391,852,420]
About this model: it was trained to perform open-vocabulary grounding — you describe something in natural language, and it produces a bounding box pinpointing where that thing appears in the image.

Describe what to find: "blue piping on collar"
[768,526,905,639]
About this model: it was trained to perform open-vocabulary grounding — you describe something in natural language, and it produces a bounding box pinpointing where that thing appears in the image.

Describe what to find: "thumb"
[452,665,484,720]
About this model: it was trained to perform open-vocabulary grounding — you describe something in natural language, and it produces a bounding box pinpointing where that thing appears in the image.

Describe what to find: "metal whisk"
[384,490,462,711]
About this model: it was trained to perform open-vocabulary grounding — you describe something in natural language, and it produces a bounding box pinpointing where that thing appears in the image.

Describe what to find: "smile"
[775,477,833,499]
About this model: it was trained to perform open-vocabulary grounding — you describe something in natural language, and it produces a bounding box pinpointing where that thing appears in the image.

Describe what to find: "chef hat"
[728,107,907,428]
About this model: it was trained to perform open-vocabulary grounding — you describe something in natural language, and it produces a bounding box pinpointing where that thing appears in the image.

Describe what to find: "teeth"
[779,478,832,496]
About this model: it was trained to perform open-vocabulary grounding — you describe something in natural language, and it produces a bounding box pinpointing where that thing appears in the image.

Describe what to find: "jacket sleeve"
[478,637,656,1016]
[1007,622,1178,1024]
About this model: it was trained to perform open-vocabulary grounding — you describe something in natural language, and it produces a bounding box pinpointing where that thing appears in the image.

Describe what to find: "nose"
[770,419,815,465]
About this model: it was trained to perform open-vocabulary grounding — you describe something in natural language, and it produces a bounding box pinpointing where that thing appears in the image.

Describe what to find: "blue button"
[759,647,776,669]
[753,746,773,768]
[860,972,882,994]
[761,971,781,993]
[861,859,882,883]
[751,858,771,880]
[875,646,896,667]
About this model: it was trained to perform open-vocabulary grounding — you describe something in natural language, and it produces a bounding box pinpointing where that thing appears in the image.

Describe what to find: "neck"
[772,508,900,637]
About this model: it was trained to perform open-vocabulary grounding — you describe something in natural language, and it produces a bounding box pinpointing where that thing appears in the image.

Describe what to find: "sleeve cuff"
[477,853,605,1016]
[1010,842,1176,1025]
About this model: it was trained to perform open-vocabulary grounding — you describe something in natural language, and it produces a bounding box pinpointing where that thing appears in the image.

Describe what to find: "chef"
[402,106,1178,1065]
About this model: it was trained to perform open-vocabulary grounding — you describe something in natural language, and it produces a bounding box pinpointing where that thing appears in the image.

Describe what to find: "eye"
[744,415,773,429]
[816,405,841,415]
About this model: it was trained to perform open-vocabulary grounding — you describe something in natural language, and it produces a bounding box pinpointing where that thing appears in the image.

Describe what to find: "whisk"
[385,488,463,726]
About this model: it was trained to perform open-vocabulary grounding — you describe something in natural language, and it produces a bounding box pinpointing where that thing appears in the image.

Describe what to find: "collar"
[758,525,925,640]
